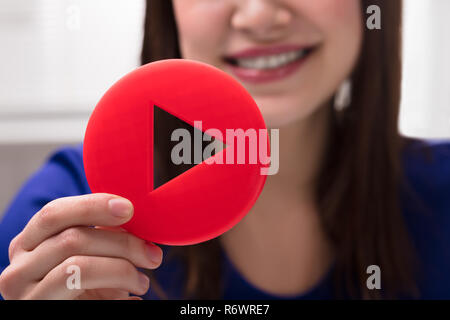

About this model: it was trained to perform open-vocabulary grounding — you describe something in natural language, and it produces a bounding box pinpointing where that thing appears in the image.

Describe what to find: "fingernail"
[146,244,162,266]
[108,198,133,218]
[139,273,150,292]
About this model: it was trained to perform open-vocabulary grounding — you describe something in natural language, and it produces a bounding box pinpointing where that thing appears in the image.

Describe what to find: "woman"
[0,0,449,300]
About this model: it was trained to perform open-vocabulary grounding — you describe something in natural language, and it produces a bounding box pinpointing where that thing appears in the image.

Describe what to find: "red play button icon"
[83,59,268,245]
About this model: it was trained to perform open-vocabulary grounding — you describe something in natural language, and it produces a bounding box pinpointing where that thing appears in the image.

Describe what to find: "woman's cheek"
[307,0,363,73]
[173,1,231,63]
[302,0,362,25]
[298,0,362,45]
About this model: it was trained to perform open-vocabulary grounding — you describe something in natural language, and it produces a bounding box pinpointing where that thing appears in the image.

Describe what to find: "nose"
[231,0,293,40]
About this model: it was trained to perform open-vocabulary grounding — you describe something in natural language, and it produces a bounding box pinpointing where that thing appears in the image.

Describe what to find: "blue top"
[1,141,450,299]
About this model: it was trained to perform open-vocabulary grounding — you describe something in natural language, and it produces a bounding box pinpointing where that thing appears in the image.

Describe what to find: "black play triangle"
[153,105,225,190]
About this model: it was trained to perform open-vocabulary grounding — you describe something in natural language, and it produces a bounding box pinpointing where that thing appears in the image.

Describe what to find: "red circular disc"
[83,59,268,245]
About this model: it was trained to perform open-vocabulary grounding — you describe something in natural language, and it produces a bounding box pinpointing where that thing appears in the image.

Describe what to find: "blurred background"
[0,0,449,216]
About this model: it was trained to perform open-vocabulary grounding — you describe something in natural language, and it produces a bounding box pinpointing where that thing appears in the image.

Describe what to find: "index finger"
[17,193,134,252]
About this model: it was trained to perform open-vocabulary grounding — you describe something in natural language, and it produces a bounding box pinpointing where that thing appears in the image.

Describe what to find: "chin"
[263,115,300,129]
[256,99,318,129]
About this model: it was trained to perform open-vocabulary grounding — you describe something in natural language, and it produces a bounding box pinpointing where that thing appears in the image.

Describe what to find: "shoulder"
[45,143,85,176]
[51,143,84,166]
[24,143,90,198]
[0,142,90,227]
[0,144,90,277]
[403,139,450,184]
[401,139,450,298]
[402,139,450,211]
[1,143,90,222]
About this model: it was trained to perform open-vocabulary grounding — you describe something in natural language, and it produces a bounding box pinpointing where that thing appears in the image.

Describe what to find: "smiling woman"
[141,0,416,299]
[0,0,450,301]
[171,0,363,128]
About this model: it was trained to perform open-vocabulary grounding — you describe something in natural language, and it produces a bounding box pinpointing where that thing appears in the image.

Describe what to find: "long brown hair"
[142,0,417,299]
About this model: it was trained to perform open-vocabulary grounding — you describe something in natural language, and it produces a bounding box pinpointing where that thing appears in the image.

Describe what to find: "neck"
[219,104,333,296]
[267,104,331,199]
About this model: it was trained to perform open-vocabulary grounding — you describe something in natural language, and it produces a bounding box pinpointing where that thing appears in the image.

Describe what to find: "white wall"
[0,0,145,143]
[400,0,450,138]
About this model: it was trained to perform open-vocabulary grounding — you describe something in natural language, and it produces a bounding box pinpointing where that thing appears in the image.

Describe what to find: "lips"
[223,44,315,84]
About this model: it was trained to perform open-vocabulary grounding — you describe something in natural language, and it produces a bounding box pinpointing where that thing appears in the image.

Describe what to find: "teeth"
[236,49,306,70]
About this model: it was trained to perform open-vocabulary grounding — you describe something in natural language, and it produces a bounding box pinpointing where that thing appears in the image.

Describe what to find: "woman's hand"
[0,193,162,300]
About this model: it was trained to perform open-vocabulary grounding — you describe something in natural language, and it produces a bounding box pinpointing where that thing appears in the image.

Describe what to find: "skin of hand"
[0,193,163,300]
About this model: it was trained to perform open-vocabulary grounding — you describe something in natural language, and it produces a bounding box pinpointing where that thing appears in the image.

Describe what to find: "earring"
[334,79,352,111]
